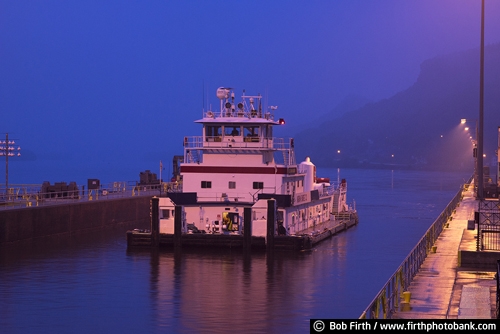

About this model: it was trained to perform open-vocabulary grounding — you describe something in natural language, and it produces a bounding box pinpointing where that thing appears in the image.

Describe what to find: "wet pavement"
[392,185,498,319]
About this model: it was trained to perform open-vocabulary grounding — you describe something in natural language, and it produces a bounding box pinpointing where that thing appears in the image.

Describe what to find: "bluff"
[292,43,500,172]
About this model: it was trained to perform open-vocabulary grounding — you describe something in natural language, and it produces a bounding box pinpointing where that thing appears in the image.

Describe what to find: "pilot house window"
[201,181,212,188]
[206,126,222,142]
[229,181,236,189]
[243,126,260,142]
[206,126,221,137]
[225,126,240,136]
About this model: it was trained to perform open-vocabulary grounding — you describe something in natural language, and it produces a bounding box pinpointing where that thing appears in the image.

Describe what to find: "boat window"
[277,210,284,223]
[253,182,263,189]
[201,181,212,188]
[243,126,260,142]
[225,126,240,136]
[206,125,221,137]
[160,209,170,219]
[243,126,259,137]
[228,181,236,189]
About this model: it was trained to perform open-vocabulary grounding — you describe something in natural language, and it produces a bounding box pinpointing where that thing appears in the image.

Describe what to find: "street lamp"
[461,119,479,195]
[477,0,485,199]
[0,133,21,192]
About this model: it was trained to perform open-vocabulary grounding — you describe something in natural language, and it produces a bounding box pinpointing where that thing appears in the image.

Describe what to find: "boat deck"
[127,214,359,251]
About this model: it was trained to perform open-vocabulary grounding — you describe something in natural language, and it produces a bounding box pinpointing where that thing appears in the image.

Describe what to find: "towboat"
[158,87,357,238]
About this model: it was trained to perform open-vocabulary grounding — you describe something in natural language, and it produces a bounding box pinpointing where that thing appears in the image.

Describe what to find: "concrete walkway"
[393,185,498,319]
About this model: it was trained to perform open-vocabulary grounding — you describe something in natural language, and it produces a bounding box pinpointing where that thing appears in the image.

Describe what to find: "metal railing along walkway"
[0,181,181,210]
[359,181,466,319]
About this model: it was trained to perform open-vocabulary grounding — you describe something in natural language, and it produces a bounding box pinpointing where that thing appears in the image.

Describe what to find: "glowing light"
[0,133,21,191]
[460,119,466,124]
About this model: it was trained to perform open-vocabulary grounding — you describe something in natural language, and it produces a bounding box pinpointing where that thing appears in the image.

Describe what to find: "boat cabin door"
[222,211,240,233]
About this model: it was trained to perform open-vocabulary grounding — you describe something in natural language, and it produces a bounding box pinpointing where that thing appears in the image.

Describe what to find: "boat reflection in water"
[142,234,352,333]
[0,169,468,333]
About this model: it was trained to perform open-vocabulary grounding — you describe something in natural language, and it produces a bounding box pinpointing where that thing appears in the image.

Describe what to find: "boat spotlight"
[278,118,285,125]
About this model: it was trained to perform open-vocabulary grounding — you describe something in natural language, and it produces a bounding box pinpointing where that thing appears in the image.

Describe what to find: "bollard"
[243,208,252,251]
[151,197,160,248]
[174,205,182,249]
[402,291,411,303]
[266,199,276,252]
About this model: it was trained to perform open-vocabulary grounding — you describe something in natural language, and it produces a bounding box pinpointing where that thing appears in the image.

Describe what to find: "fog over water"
[1,1,499,185]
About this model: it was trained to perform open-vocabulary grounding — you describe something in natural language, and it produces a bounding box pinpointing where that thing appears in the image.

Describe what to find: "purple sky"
[1,0,499,185]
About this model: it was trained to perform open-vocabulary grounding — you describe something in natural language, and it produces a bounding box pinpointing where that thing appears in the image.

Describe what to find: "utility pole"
[0,133,21,192]
[160,160,163,195]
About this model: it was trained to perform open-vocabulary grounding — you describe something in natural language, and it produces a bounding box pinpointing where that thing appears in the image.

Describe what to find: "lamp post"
[463,119,479,196]
[474,0,486,252]
[0,133,21,192]
[477,0,485,200]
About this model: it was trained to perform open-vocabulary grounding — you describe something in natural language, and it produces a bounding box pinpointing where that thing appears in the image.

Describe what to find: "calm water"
[0,168,470,333]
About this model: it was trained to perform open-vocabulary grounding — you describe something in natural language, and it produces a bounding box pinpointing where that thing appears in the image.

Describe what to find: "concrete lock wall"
[0,197,151,245]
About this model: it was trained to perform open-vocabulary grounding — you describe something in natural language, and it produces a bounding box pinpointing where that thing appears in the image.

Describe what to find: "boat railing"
[359,181,466,319]
[184,136,293,151]
[183,136,295,165]
[314,185,332,198]
[0,181,180,210]
[204,108,277,120]
[196,191,249,203]
[320,181,344,196]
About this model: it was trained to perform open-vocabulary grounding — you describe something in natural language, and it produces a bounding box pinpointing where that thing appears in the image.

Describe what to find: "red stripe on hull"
[181,165,288,174]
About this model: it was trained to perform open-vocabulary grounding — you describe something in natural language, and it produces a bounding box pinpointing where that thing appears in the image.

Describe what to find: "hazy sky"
[1,0,500,185]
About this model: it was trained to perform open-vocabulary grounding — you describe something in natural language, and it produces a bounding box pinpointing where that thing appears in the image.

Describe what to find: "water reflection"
[0,169,469,333]
[0,218,354,333]
[134,229,352,333]
[142,248,311,333]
